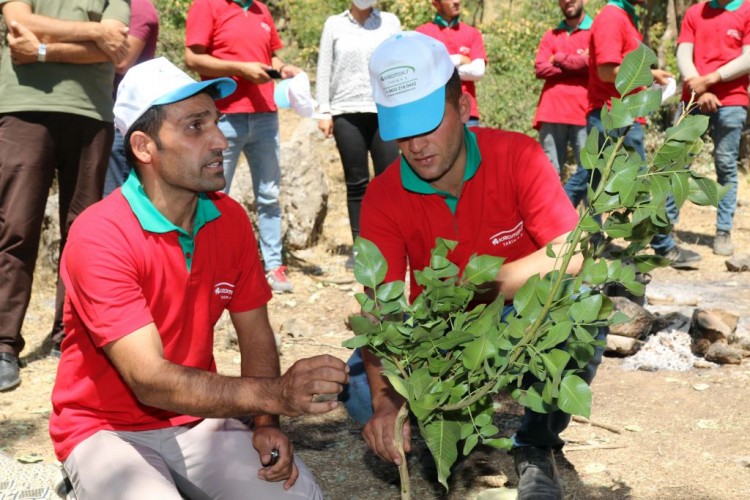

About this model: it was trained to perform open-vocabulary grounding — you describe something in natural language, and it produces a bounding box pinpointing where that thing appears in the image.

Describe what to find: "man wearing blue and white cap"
[49,57,348,499]
[348,32,605,499]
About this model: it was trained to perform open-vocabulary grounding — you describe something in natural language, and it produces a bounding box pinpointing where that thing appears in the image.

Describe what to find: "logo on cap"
[379,66,418,98]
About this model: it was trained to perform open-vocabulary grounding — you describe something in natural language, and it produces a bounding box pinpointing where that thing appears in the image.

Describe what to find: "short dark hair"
[445,69,462,111]
[124,105,166,168]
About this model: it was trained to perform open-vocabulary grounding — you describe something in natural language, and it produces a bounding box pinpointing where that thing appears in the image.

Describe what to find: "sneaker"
[266,266,294,293]
[0,352,21,392]
[511,446,564,500]
[661,245,702,270]
[713,231,734,256]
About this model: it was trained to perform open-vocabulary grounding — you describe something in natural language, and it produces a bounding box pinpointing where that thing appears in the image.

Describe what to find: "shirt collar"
[232,0,253,12]
[345,7,380,24]
[710,0,743,11]
[121,170,221,236]
[433,13,460,28]
[556,13,593,33]
[400,125,480,202]
[608,0,639,27]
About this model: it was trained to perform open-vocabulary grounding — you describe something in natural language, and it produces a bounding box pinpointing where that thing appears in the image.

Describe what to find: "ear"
[130,131,155,165]
[458,92,471,124]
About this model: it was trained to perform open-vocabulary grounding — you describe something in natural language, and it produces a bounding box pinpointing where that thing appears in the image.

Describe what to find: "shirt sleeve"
[102,0,131,25]
[128,0,158,42]
[535,31,563,79]
[185,0,213,48]
[592,14,627,66]
[315,17,335,114]
[470,27,487,62]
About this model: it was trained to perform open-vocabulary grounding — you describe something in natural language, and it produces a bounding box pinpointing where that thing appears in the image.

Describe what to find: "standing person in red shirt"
[563,0,702,269]
[49,58,349,499]
[416,0,487,126]
[675,0,750,256]
[185,0,303,293]
[533,0,592,178]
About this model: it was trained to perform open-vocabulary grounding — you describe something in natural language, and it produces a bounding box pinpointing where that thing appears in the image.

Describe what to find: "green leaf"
[482,437,513,450]
[622,89,662,119]
[615,43,657,97]
[632,254,667,273]
[602,98,633,130]
[375,281,405,303]
[462,254,504,285]
[537,321,573,351]
[541,349,571,378]
[384,373,410,400]
[665,114,709,142]
[570,294,603,323]
[514,274,541,317]
[342,335,370,349]
[463,433,479,455]
[558,374,592,418]
[353,237,388,289]
[422,418,461,490]
[670,171,690,208]
[462,335,498,371]
[688,175,726,207]
[348,315,378,336]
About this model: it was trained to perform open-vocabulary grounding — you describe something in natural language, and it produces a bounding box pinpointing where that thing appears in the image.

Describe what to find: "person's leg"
[568,124,588,183]
[564,112,601,207]
[538,122,568,177]
[339,348,375,425]
[244,112,284,271]
[103,128,130,197]
[368,113,399,177]
[218,113,248,195]
[711,106,745,233]
[167,418,322,499]
[333,114,375,242]
[51,114,113,351]
[64,430,184,500]
[0,113,57,360]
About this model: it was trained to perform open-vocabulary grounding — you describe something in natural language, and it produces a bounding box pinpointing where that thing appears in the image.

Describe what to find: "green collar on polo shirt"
[710,0,743,11]
[400,126,481,214]
[556,13,593,33]
[608,0,639,27]
[433,13,460,28]
[122,171,221,271]
[232,0,253,11]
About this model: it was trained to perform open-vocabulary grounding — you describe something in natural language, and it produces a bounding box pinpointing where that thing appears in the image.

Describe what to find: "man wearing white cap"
[49,57,348,499]
[347,32,605,499]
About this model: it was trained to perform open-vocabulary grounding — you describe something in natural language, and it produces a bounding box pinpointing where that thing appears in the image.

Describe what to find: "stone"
[605,334,642,356]
[689,309,733,356]
[725,254,750,272]
[609,296,654,339]
[704,342,743,365]
[279,317,314,339]
[703,309,740,332]
[651,311,691,334]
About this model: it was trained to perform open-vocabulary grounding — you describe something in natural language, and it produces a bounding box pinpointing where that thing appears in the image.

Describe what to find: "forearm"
[554,52,589,73]
[677,43,699,80]
[237,319,282,427]
[717,46,750,83]
[458,58,485,82]
[185,50,247,78]
[535,60,563,79]
[2,3,114,44]
[45,41,112,64]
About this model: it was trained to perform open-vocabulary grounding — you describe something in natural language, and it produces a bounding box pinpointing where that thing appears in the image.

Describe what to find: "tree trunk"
[657,0,677,69]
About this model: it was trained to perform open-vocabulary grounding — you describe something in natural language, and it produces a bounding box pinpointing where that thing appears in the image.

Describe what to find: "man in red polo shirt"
[533,0,592,178]
[50,58,348,499]
[185,0,302,293]
[416,0,487,126]
[675,0,750,256]
[343,32,606,499]
[563,0,702,270]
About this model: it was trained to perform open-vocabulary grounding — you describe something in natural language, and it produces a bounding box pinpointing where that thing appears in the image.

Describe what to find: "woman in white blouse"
[316,1,401,269]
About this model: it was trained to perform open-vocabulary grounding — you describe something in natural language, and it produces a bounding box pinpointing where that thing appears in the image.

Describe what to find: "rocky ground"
[1,109,750,499]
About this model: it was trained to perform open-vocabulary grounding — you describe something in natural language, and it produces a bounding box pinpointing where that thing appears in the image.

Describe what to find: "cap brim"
[153,77,237,106]
[376,85,445,141]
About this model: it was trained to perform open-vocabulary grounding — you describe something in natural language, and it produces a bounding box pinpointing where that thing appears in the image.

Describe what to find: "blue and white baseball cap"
[114,57,236,135]
[369,31,455,141]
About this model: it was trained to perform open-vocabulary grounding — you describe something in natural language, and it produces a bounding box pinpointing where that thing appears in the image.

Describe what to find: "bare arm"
[114,34,147,74]
[185,44,272,84]
[7,20,115,65]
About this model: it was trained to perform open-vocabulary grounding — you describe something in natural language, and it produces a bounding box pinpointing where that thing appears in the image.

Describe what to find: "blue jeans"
[341,304,607,449]
[539,122,587,178]
[103,129,130,197]
[564,109,675,254]
[219,112,283,270]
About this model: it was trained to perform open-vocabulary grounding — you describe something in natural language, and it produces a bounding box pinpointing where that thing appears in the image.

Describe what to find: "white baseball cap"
[274,72,317,118]
[369,31,455,141]
[114,57,237,135]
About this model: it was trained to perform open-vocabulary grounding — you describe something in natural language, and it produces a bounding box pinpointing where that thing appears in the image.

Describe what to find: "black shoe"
[511,446,563,500]
[0,352,21,391]
[661,245,701,270]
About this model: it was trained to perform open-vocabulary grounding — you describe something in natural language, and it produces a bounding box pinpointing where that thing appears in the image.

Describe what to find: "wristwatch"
[37,43,47,63]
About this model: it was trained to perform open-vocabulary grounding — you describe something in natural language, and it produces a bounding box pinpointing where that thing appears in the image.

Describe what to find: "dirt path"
[1,110,749,499]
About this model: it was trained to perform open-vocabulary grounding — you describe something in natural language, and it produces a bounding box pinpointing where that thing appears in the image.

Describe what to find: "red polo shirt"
[587,4,642,115]
[50,174,271,461]
[416,21,487,120]
[360,127,578,303]
[186,0,282,114]
[533,16,592,129]
[678,0,750,106]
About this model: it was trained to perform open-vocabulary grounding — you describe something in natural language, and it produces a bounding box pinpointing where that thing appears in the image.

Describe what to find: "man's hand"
[7,21,40,65]
[697,92,721,114]
[362,392,411,464]
[318,118,333,137]
[652,68,674,86]
[239,62,273,84]
[277,354,348,416]
[93,22,129,65]
[686,71,720,96]
[253,426,298,490]
[279,63,302,79]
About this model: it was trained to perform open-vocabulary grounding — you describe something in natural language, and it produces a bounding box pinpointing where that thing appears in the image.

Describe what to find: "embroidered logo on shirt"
[260,22,271,32]
[214,282,235,300]
[490,221,524,247]
[459,46,470,56]
[727,29,742,41]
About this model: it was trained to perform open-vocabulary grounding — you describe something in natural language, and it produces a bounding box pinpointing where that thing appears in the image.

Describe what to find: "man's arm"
[185,44,273,84]
[2,1,128,63]
[685,46,750,96]
[598,63,672,85]
[114,34,147,74]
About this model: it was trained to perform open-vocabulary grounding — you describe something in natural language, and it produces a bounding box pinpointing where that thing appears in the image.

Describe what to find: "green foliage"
[345,44,723,492]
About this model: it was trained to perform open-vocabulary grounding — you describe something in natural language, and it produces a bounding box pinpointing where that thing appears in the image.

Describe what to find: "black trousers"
[0,112,112,355]
[332,113,398,241]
